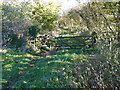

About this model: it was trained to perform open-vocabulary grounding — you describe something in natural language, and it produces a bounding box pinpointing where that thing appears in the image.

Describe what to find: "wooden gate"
[55,35,95,49]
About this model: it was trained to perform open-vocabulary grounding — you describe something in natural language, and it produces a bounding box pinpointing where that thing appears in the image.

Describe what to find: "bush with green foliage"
[24,0,59,33]
[2,2,29,49]
[23,0,60,53]
[2,0,59,52]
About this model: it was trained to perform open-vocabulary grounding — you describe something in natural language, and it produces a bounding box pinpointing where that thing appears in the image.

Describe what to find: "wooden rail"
[55,35,93,39]
[54,35,95,49]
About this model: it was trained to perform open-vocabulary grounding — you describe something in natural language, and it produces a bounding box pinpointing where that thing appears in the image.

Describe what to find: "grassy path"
[2,49,42,88]
[2,48,58,88]
[2,48,119,88]
[4,57,44,88]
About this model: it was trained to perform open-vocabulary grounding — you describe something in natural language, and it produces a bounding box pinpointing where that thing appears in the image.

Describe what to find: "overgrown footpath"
[2,48,120,88]
[2,49,45,88]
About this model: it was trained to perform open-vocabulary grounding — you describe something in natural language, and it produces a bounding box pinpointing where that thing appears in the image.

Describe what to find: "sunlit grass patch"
[1,48,85,88]
[2,47,119,88]
[0,49,7,53]
[3,64,12,68]
[2,49,41,87]
[10,49,90,88]
[1,79,7,83]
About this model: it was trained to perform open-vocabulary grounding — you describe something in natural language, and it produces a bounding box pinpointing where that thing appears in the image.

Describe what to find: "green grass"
[2,48,120,88]
[11,50,90,88]
[2,49,42,87]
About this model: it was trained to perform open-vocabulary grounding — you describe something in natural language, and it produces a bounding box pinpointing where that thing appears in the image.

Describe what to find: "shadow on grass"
[11,50,89,88]
[2,51,42,88]
[3,47,119,88]
[54,47,98,55]
[2,47,95,88]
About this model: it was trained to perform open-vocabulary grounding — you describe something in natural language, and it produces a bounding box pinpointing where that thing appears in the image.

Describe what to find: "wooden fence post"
[91,32,97,48]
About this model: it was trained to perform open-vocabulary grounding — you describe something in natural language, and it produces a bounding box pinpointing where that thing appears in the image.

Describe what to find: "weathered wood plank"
[54,35,95,49]
[55,35,93,39]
